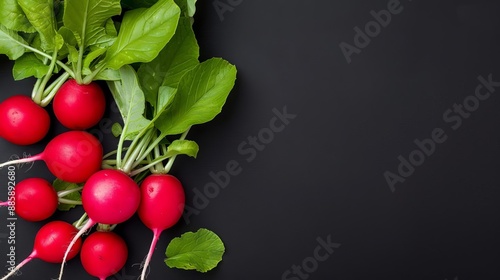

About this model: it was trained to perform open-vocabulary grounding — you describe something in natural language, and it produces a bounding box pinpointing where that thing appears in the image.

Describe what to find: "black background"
[2,0,500,279]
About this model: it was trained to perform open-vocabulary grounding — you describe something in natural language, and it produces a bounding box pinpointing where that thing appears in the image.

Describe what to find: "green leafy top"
[0,0,235,275]
[165,228,225,273]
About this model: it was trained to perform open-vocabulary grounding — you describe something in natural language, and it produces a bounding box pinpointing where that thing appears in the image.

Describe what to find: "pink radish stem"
[140,229,162,280]
[0,252,35,280]
[0,154,42,169]
[58,219,95,280]
[0,201,9,207]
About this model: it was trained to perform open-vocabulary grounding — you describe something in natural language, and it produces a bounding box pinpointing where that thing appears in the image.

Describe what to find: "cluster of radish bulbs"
[0,79,185,280]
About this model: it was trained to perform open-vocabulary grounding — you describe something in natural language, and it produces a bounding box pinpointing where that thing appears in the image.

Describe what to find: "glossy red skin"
[0,95,50,145]
[14,178,58,222]
[53,79,106,130]
[80,231,128,279]
[82,169,140,224]
[43,131,103,183]
[138,174,185,231]
[34,221,82,263]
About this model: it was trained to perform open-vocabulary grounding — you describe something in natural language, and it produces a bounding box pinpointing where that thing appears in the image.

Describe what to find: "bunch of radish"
[0,0,234,279]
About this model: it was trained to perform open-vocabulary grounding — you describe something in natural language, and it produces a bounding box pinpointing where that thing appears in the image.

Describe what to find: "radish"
[81,169,141,225]
[0,131,103,183]
[137,174,185,280]
[53,79,106,130]
[58,169,141,280]
[0,178,85,221]
[80,231,128,280]
[0,95,50,145]
[0,221,82,280]
[13,178,58,222]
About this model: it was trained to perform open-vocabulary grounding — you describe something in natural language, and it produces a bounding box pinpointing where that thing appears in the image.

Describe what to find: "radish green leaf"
[137,16,199,109]
[107,65,150,139]
[13,53,50,80]
[165,228,224,272]
[0,0,35,33]
[165,139,199,158]
[103,0,180,70]
[155,58,237,136]
[0,25,28,60]
[63,0,121,48]
[17,0,62,51]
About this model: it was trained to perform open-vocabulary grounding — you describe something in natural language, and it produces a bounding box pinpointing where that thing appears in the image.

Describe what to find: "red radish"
[137,174,185,280]
[14,178,58,222]
[0,95,50,145]
[82,169,141,225]
[80,231,128,280]
[53,79,106,130]
[0,131,103,183]
[58,169,140,280]
[0,221,82,280]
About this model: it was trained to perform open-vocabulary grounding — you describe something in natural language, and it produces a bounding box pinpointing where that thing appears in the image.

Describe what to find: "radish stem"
[33,49,58,105]
[129,154,172,177]
[0,252,35,280]
[140,229,161,280]
[40,72,71,107]
[121,128,154,173]
[73,213,88,229]
[16,42,74,77]
[31,78,43,100]
[58,219,95,280]
[164,127,190,173]
[0,154,42,169]
[58,198,82,205]
[57,187,83,198]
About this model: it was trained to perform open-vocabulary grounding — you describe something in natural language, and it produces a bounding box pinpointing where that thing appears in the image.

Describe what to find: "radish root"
[140,229,161,280]
[0,253,35,280]
[57,219,95,280]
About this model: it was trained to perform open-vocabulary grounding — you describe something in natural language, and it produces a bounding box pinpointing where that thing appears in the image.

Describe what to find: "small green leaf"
[83,47,107,72]
[53,179,82,211]
[12,53,49,80]
[0,25,27,60]
[111,122,123,137]
[59,26,78,46]
[106,65,151,140]
[155,58,237,136]
[93,68,120,81]
[103,0,180,69]
[166,139,199,158]
[165,228,225,272]
[63,0,121,48]
[137,16,199,110]
[67,44,79,64]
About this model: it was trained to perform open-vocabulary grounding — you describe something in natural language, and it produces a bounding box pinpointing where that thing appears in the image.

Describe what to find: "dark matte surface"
[2,0,500,279]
